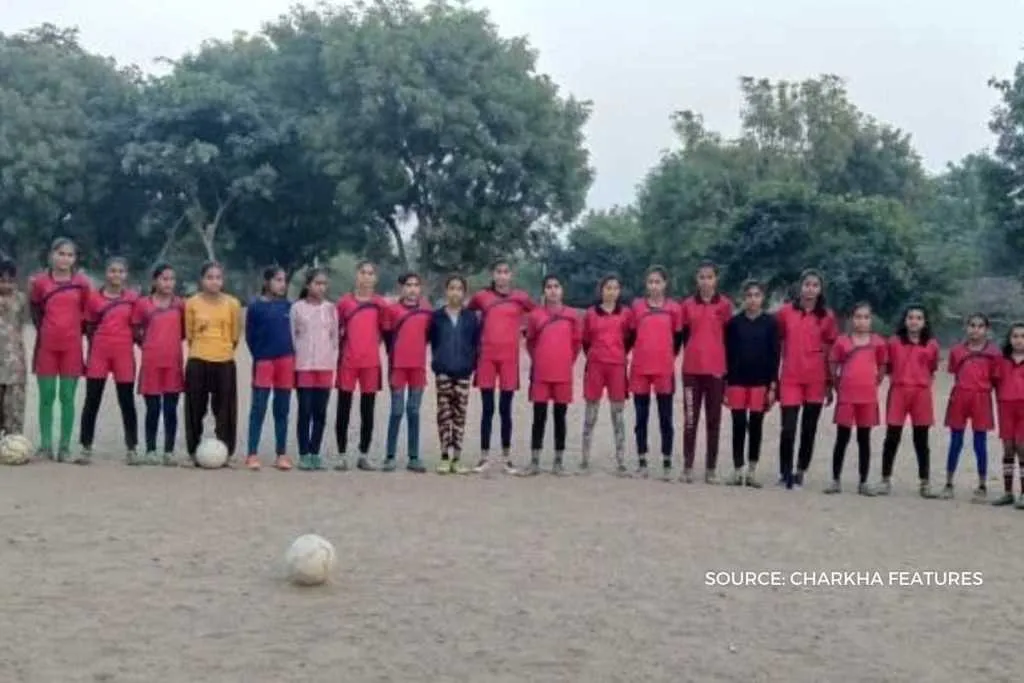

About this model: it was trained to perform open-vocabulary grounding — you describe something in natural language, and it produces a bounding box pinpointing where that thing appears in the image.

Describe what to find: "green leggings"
[37,376,78,452]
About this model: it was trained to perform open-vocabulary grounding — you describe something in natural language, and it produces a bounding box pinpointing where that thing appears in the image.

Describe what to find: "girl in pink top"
[290,268,339,470]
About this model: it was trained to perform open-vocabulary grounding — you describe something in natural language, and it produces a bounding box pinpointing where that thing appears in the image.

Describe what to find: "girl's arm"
[231,299,242,351]
[571,312,584,360]
[289,303,300,348]
[183,299,195,347]
[245,299,257,352]
[875,338,888,385]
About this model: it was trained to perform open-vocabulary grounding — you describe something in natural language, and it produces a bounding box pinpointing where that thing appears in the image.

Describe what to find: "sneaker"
[273,455,293,471]
[436,460,452,474]
[72,447,93,466]
[727,472,745,486]
[162,452,178,468]
[971,486,988,504]
[407,459,426,473]
[1015,496,1024,510]
[875,479,892,496]
[939,484,955,500]
[824,480,841,495]
[381,458,397,473]
[857,482,876,497]
[679,467,694,484]
[35,447,54,462]
[520,461,541,477]
[577,459,590,475]
[56,446,71,463]
[473,457,490,474]
[744,474,763,489]
[551,460,566,477]
[636,463,650,479]
[615,463,630,478]
[704,470,720,485]
[992,493,1016,506]
[502,459,519,475]
[356,456,377,471]
[297,454,313,471]
[918,481,936,499]
[126,450,145,467]
[661,465,673,482]
[450,461,470,475]
[333,456,350,472]
[793,471,805,489]
[776,475,788,487]
[245,455,261,471]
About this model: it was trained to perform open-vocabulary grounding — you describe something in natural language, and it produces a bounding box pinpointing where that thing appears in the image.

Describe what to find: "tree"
[988,64,1024,273]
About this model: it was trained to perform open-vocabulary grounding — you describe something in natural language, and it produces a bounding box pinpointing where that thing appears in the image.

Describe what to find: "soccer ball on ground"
[0,434,33,465]
[285,534,336,586]
[195,438,229,469]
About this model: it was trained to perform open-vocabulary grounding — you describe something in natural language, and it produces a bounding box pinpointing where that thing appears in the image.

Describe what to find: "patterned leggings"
[436,375,470,455]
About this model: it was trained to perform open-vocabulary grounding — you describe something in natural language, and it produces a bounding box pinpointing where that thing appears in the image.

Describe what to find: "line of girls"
[20,237,1024,509]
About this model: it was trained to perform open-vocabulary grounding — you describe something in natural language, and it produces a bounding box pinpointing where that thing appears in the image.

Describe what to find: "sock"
[358,393,375,453]
[946,429,965,476]
[1003,445,1015,494]
[406,389,423,460]
[498,390,514,450]
[655,393,674,463]
[581,401,599,461]
[79,377,105,448]
[856,427,871,484]
[386,388,406,459]
[911,426,929,481]
[530,402,547,453]
[832,426,852,481]
[796,403,823,472]
[58,376,78,451]
[610,401,626,462]
[310,389,329,454]
[779,406,799,480]
[37,376,57,451]
[296,388,312,456]
[335,390,353,454]
[272,389,290,455]
[162,393,180,453]
[552,403,567,453]
[731,409,748,470]
[748,412,764,466]
[973,430,988,482]
[144,395,161,452]
[633,394,651,460]
[115,382,138,450]
[479,389,495,452]
[881,426,901,479]
[248,387,271,455]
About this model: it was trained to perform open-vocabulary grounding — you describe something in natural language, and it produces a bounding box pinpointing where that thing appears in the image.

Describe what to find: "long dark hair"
[794,268,828,318]
[1002,321,1024,358]
[261,266,286,297]
[298,267,328,301]
[896,303,932,345]
[150,262,174,295]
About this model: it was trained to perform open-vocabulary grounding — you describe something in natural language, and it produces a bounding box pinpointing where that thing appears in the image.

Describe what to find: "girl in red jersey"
[523,274,582,476]
[581,275,632,476]
[382,272,432,473]
[334,260,386,471]
[825,302,887,496]
[133,263,185,466]
[77,257,140,465]
[29,237,91,461]
[468,259,534,474]
[776,269,838,489]
[679,260,733,484]
[878,305,940,498]
[940,313,999,502]
[629,266,683,480]
[991,322,1024,508]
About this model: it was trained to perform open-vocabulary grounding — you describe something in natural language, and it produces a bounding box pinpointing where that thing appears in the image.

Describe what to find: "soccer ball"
[0,434,32,465]
[285,534,336,586]
[195,438,229,469]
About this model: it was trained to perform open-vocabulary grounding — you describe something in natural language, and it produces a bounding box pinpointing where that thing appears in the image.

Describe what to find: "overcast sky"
[3,0,1023,208]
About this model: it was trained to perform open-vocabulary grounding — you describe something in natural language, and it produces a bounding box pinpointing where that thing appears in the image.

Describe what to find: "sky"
[3,0,1023,209]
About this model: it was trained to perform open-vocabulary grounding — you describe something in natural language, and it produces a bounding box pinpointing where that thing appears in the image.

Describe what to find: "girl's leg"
[552,402,568,469]
[479,388,495,457]
[272,389,290,457]
[730,409,748,474]
[57,376,78,458]
[435,376,453,459]
[36,375,57,456]
[655,393,674,474]
[747,411,765,483]
[184,360,208,459]
[1016,445,1024,504]
[997,440,1016,504]
[581,400,599,468]
[498,390,514,456]
[78,377,105,452]
[704,377,725,476]
[247,387,271,458]
[309,389,330,456]
[357,393,376,458]
[406,388,423,464]
[144,395,160,454]
[609,401,626,470]
[945,429,965,483]
[681,375,702,472]
[778,406,799,485]
[829,426,852,489]
[856,427,872,487]
[529,401,548,472]
[633,394,651,471]
[335,390,353,457]
[972,430,988,495]
[880,426,902,482]
[114,382,138,454]
[296,388,311,457]
[209,361,238,459]
[795,402,823,480]
[385,388,406,463]
[911,426,934,497]
[162,393,180,458]
[450,379,470,462]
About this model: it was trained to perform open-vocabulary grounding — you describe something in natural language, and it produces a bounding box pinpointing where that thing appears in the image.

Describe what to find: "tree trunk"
[385,216,409,268]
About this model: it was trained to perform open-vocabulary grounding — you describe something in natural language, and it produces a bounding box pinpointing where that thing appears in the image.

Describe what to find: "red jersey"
[679,294,732,376]
[582,304,632,365]
[629,298,682,376]
[887,336,939,388]
[947,342,1000,392]
[86,288,139,347]
[132,295,185,369]
[777,304,838,385]
[996,356,1024,402]
[337,293,386,369]
[384,298,432,370]
[468,287,534,362]
[831,333,887,404]
[29,270,91,351]
[526,305,582,383]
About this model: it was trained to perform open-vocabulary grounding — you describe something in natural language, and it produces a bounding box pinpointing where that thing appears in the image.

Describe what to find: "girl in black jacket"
[428,274,481,473]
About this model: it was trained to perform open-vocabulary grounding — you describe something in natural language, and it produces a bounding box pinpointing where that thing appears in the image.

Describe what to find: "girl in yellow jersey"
[184,262,241,466]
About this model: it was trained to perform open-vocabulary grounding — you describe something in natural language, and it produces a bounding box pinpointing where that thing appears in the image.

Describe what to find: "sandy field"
[1,350,1020,683]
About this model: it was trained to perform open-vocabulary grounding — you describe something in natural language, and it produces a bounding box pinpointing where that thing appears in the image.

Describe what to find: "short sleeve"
[821,312,839,345]
[830,339,847,364]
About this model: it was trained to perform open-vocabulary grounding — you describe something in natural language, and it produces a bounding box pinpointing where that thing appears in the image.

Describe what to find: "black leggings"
[779,403,823,477]
[80,378,137,450]
[881,425,930,480]
[335,391,375,454]
[480,389,514,451]
[144,393,180,453]
[297,388,330,456]
[832,426,872,483]
[634,393,674,463]
[731,410,765,469]
[530,402,567,451]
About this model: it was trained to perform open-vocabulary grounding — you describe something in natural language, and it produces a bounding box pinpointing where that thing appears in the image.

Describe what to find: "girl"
[335,260,386,471]
[468,259,534,474]
[776,269,838,489]
[523,274,582,476]
[79,257,139,465]
[628,266,683,480]
[133,263,185,466]
[825,302,887,495]
[184,261,241,467]
[992,322,1024,508]
[382,272,432,473]
[679,260,733,484]
[29,237,90,462]
[723,280,779,488]
[245,267,295,471]
[941,313,1000,501]
[879,305,940,498]
[291,268,338,471]
[428,274,480,474]
[581,275,632,475]
[0,259,29,436]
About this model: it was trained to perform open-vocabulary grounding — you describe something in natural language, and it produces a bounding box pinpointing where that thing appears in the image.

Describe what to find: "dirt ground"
[1,351,1021,683]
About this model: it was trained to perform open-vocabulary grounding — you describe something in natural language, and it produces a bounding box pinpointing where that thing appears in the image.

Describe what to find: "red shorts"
[725,385,769,412]
[253,356,296,390]
[296,370,334,389]
[474,357,519,391]
[629,371,674,396]
[886,386,933,427]
[530,380,572,404]
[138,363,185,396]
[834,402,880,427]
[945,389,994,431]
[779,381,828,407]
[584,362,628,402]
[34,346,83,378]
[336,365,381,393]
[998,401,1024,442]
[390,367,427,390]
[85,344,135,383]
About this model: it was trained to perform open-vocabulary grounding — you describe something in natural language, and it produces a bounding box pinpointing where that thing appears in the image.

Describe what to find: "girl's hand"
[824,387,835,406]
[766,385,776,407]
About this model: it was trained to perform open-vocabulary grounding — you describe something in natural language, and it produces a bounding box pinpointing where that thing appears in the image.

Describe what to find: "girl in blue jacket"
[428,274,480,474]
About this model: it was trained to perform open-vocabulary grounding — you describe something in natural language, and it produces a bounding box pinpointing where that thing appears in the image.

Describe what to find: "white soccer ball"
[285,534,336,586]
[0,433,33,465]
[195,438,229,469]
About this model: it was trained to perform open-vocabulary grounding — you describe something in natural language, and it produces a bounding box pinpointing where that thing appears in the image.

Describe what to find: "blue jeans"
[385,388,423,460]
